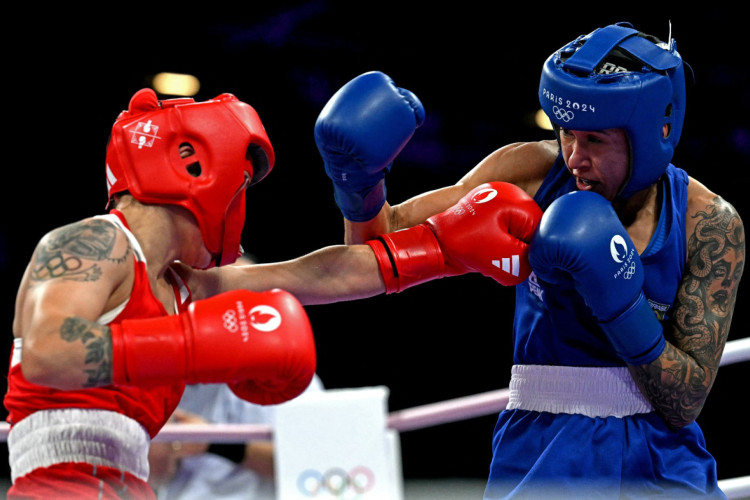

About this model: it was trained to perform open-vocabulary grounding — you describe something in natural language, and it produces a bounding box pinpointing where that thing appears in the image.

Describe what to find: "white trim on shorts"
[507,365,654,418]
[7,408,150,482]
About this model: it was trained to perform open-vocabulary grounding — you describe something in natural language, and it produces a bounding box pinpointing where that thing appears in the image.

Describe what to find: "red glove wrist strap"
[366,224,445,294]
[110,315,187,386]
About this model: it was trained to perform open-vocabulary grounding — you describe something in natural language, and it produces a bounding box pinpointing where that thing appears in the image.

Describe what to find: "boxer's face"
[559,127,629,201]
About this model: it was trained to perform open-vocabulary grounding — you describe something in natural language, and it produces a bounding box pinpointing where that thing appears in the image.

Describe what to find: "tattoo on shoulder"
[30,219,130,283]
[61,317,113,387]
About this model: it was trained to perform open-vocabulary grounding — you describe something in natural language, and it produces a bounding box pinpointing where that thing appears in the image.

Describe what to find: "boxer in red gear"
[6,90,318,498]
[6,88,537,499]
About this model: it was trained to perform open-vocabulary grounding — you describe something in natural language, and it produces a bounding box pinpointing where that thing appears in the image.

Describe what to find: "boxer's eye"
[179,143,195,158]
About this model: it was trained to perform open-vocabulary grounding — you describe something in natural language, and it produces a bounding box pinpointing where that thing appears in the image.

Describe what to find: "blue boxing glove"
[529,191,666,365]
[315,71,425,221]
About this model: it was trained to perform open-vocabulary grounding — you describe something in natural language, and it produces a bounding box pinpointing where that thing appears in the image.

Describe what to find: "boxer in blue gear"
[322,22,745,499]
[488,161,721,498]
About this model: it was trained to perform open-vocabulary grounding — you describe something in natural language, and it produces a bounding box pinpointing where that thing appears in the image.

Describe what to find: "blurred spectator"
[149,376,324,499]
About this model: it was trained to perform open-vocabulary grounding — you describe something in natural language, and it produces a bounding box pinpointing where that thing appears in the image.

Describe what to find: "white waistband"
[7,408,150,482]
[507,365,654,418]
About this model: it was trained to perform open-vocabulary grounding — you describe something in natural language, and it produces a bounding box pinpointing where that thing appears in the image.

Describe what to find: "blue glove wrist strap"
[332,180,386,222]
[600,291,666,365]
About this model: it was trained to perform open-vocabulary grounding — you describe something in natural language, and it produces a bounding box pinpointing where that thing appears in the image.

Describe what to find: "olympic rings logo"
[297,466,375,497]
[624,261,636,280]
[552,106,574,123]
[222,310,239,332]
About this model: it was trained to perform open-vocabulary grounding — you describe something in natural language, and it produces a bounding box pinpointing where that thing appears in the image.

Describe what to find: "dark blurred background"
[2,2,748,486]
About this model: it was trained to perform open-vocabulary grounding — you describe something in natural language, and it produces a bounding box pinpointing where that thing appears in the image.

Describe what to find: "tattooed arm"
[630,183,745,428]
[12,217,133,390]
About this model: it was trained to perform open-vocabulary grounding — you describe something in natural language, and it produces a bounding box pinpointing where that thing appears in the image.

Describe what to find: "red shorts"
[7,462,156,499]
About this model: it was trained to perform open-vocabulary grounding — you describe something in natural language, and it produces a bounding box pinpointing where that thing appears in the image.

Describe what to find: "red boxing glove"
[111,289,316,405]
[367,182,542,293]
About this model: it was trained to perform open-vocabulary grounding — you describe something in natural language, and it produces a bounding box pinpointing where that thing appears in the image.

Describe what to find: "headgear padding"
[539,22,686,198]
[106,89,275,268]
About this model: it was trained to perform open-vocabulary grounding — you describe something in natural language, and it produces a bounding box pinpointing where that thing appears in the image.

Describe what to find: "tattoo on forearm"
[633,197,745,427]
[676,198,744,359]
[61,317,113,387]
[30,220,129,282]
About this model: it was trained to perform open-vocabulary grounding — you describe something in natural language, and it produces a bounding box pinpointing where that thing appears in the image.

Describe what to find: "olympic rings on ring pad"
[297,466,375,497]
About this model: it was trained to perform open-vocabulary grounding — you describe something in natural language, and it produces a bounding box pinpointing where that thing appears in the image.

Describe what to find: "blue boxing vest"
[512,155,687,366]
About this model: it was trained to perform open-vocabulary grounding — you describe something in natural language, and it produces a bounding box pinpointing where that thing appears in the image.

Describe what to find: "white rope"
[720,336,750,366]
[387,388,510,432]
[153,423,272,442]
[718,476,750,499]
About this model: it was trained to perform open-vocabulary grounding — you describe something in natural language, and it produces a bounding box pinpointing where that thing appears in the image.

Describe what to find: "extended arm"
[629,194,745,427]
[206,183,542,303]
[205,244,387,306]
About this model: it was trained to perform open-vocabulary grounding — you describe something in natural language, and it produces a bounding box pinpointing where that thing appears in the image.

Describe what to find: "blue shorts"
[484,410,726,499]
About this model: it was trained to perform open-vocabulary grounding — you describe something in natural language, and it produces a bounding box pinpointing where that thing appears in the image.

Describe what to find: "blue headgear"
[538,23,686,198]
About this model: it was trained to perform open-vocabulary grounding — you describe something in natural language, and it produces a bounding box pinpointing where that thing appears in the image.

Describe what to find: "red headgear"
[105,88,275,268]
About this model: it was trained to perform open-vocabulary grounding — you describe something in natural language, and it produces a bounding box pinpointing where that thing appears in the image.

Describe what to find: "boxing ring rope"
[1,337,748,497]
